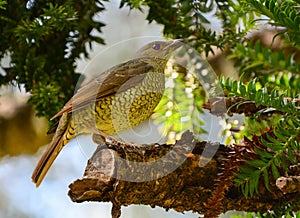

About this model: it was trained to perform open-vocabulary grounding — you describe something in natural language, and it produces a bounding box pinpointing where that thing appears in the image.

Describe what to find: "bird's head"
[137,39,184,60]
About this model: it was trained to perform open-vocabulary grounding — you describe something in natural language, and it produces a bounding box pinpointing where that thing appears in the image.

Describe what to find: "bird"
[31,39,184,187]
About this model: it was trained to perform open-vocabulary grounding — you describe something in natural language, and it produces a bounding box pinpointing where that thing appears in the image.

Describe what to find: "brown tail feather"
[32,113,70,187]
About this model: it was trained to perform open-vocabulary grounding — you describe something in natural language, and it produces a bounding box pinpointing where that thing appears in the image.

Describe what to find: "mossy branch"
[68,131,300,218]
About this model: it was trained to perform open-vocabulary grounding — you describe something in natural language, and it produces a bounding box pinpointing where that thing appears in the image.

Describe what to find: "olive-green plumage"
[32,40,183,187]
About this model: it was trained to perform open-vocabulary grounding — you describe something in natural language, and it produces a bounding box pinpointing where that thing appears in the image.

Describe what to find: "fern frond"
[234,115,300,198]
[228,41,300,77]
[221,77,300,115]
[246,0,300,46]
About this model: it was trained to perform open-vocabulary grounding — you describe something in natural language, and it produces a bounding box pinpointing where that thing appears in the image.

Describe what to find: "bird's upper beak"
[163,39,185,51]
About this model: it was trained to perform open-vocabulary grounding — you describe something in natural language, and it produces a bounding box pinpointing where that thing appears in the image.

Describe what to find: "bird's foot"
[91,128,125,146]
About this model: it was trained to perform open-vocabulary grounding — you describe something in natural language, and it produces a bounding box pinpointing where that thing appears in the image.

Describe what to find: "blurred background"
[0,0,245,217]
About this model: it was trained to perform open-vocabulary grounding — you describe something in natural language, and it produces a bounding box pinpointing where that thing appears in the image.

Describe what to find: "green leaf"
[281,155,289,171]
[243,181,249,199]
[271,163,280,179]
[271,89,278,99]
[248,159,267,168]
[254,147,274,159]
[266,133,281,145]
[224,77,231,89]
[243,61,263,71]
[261,136,282,151]
[249,172,260,196]
[248,79,255,94]
[273,155,281,167]
[240,165,256,174]
[273,128,287,141]
[255,89,263,106]
[263,169,271,192]
[290,140,299,150]
[240,84,246,96]
[278,122,292,136]
[268,0,275,11]
[232,80,238,93]
[287,148,297,164]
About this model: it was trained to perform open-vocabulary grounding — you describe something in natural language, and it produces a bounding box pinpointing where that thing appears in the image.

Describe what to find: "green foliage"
[222,77,300,198]
[215,1,256,32]
[246,0,300,46]
[236,114,281,141]
[0,0,6,9]
[153,64,207,142]
[235,116,299,196]
[0,0,106,123]
[229,41,300,97]
[250,208,300,217]
[229,41,300,75]
[120,0,254,55]
[222,77,300,114]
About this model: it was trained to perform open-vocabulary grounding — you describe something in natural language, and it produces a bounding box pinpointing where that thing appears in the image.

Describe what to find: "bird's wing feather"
[51,58,154,119]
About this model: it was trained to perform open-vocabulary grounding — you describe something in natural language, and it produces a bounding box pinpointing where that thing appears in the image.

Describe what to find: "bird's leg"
[90,127,118,144]
[91,128,137,162]
[90,128,133,147]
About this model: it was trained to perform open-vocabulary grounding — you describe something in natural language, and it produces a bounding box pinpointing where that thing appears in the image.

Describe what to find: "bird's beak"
[163,39,185,51]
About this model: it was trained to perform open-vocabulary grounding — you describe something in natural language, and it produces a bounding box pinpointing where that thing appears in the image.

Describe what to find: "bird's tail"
[32,113,71,187]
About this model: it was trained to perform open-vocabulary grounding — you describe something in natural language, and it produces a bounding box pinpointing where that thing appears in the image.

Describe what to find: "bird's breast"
[72,71,165,135]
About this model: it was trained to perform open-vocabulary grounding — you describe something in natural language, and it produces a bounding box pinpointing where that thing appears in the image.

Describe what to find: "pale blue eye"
[152,43,161,50]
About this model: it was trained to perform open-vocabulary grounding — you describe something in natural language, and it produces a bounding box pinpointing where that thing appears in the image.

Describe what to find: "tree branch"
[68,131,300,218]
[203,96,300,118]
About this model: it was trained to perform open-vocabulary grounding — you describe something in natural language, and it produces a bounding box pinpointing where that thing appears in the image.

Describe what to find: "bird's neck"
[143,56,169,70]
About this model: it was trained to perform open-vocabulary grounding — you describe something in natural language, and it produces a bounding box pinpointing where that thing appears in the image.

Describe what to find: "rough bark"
[68,131,300,218]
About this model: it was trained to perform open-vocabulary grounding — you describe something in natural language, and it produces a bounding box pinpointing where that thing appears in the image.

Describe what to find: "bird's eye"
[152,43,161,50]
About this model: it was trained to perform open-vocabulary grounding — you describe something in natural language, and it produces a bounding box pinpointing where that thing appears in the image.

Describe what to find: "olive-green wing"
[51,58,154,119]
